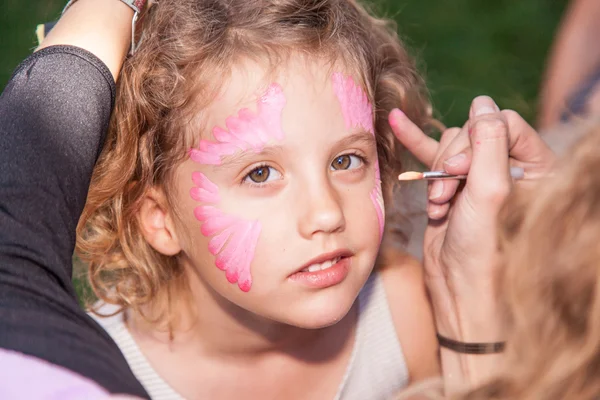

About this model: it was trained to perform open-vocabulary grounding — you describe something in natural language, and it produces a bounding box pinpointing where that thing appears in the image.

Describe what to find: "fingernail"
[472,97,500,116]
[429,181,444,200]
[444,153,467,168]
[389,109,404,127]
[474,105,496,116]
[391,108,404,118]
[427,203,441,219]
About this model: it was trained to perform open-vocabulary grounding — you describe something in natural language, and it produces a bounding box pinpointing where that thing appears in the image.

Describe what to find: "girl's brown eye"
[248,166,270,183]
[242,165,282,185]
[332,155,352,170]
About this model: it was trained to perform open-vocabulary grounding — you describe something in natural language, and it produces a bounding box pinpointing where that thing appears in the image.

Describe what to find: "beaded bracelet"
[62,0,148,54]
[437,333,505,354]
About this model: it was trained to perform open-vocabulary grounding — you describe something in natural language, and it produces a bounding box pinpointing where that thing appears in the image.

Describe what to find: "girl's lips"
[294,249,354,274]
[288,256,351,289]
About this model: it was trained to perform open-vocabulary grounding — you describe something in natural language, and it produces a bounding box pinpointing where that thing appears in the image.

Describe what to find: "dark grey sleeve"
[0,45,148,398]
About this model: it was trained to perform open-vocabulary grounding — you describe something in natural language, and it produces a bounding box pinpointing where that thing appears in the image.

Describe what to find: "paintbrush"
[398,166,525,181]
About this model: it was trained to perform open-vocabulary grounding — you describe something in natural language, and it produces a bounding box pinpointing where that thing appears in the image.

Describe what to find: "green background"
[1,0,569,127]
[1,0,569,300]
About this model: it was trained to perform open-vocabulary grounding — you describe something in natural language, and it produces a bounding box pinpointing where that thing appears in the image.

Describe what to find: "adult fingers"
[428,126,470,205]
[427,127,462,202]
[427,201,450,221]
[430,96,502,205]
[502,109,556,176]
[389,108,439,168]
[437,127,462,150]
[442,107,556,182]
[438,97,511,288]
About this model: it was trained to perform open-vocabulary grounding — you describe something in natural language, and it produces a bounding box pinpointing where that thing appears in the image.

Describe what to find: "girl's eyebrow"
[216,132,375,168]
[218,145,285,168]
[334,131,376,149]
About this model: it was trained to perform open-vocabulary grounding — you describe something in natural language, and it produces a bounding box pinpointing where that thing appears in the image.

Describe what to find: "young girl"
[77,0,439,398]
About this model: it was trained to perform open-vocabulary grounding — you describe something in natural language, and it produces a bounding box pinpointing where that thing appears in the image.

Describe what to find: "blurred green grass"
[1,0,569,126]
[1,0,569,299]
[383,0,569,126]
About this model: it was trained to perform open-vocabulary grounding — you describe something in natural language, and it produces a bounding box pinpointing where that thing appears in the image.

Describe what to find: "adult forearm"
[538,0,600,129]
[38,0,136,80]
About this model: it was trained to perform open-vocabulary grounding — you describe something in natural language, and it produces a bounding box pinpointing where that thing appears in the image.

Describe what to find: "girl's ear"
[137,188,182,256]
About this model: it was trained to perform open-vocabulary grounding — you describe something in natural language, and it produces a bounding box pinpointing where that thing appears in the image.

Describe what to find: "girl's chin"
[279,301,356,330]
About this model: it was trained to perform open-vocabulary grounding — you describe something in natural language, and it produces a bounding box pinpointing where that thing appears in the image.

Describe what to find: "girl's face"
[172,58,384,328]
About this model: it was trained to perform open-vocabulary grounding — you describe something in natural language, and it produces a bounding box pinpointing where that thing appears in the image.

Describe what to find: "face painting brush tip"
[397,171,424,181]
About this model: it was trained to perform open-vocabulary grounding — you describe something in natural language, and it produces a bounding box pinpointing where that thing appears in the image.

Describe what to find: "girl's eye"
[331,154,363,171]
[243,166,282,184]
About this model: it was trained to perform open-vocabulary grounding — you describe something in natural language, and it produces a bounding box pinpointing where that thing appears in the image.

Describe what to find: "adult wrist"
[427,277,505,343]
[433,284,506,394]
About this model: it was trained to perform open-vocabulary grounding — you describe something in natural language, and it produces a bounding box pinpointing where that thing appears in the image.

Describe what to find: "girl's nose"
[297,180,346,239]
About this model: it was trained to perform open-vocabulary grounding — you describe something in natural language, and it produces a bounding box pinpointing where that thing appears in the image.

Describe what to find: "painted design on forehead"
[191,172,261,292]
[332,72,384,239]
[189,83,286,165]
[331,72,374,135]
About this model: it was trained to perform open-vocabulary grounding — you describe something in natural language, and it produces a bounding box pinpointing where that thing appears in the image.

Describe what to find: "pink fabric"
[0,348,109,399]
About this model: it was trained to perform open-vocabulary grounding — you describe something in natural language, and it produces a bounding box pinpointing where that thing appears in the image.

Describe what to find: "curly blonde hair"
[76,0,432,325]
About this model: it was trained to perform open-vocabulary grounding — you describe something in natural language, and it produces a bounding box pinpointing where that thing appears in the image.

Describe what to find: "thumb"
[465,96,512,209]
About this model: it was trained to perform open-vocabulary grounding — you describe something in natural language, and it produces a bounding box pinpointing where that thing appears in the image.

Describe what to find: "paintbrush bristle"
[397,171,424,181]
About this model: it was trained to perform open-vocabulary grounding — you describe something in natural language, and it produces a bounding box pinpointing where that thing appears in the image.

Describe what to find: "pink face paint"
[332,72,374,135]
[189,84,286,165]
[188,84,287,292]
[370,164,385,240]
[332,72,385,239]
[191,172,260,292]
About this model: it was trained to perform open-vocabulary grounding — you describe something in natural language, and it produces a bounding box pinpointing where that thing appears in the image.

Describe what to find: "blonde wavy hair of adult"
[76,0,433,326]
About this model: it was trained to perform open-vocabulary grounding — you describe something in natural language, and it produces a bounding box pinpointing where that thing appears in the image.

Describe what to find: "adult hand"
[389,96,556,390]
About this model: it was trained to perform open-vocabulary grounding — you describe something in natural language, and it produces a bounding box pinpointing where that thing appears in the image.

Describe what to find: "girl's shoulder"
[376,249,440,382]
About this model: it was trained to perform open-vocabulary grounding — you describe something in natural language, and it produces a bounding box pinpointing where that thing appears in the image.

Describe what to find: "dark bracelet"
[437,333,505,354]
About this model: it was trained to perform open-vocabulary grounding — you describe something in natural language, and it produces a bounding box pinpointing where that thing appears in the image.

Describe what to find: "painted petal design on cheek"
[213,221,252,269]
[237,221,261,292]
[188,83,286,165]
[191,172,220,203]
[213,219,259,292]
[190,188,220,203]
[370,162,385,241]
[331,72,374,135]
[195,208,239,237]
[190,172,261,292]
[208,227,234,257]
[192,171,219,190]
